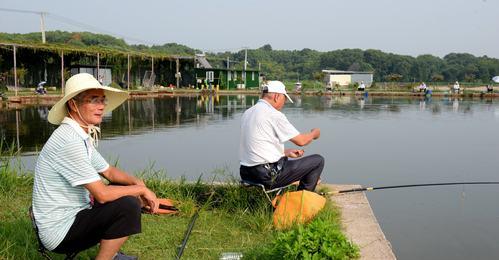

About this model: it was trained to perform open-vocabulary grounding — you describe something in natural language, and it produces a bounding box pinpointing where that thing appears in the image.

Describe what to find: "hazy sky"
[1,0,498,58]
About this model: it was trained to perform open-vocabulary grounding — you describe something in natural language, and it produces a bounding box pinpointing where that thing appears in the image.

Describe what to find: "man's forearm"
[102,166,144,186]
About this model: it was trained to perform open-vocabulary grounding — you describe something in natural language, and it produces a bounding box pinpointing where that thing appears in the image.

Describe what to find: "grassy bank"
[0,153,358,259]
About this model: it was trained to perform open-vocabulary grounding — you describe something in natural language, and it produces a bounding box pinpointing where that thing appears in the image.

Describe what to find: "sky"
[0,0,498,58]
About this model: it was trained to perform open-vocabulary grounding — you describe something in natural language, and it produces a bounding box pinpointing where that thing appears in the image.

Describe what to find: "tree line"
[1,31,498,83]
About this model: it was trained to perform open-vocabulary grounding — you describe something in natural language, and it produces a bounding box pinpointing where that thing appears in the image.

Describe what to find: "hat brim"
[48,86,129,125]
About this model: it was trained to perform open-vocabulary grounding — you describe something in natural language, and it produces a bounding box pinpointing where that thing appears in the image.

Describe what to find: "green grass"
[0,151,358,259]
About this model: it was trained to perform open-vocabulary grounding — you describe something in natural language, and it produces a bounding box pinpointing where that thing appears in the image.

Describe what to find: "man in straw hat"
[32,73,158,260]
[239,81,324,191]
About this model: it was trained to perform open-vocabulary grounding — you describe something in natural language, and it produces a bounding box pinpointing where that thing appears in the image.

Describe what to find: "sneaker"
[112,251,138,260]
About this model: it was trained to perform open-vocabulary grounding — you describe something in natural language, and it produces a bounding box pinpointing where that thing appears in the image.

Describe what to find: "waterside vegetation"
[0,146,359,259]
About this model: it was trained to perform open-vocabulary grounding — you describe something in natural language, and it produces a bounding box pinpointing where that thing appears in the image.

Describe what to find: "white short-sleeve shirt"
[239,99,300,166]
[32,117,109,250]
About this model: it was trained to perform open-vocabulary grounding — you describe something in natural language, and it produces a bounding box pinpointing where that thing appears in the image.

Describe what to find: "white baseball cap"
[264,80,293,103]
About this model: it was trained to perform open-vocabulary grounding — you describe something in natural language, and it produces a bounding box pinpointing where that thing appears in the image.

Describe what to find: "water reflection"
[0,95,497,153]
[453,98,459,112]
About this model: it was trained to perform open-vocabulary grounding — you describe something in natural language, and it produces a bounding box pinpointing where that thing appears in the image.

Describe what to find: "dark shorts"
[53,196,142,254]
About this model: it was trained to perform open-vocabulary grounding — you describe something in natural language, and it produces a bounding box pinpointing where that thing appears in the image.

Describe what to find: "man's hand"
[311,128,321,140]
[135,179,146,187]
[285,149,304,158]
[140,188,159,213]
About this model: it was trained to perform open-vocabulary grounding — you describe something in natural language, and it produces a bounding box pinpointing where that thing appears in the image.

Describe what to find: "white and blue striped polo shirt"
[32,117,109,250]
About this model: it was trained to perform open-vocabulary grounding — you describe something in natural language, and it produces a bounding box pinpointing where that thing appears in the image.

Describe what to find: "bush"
[245,203,359,259]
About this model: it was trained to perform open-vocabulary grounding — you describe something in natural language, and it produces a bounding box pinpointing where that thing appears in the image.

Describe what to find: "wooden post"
[151,57,154,76]
[127,54,131,91]
[13,45,17,96]
[176,58,180,88]
[61,50,65,95]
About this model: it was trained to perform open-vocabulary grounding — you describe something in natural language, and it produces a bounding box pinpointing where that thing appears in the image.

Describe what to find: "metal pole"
[244,48,248,88]
[127,54,130,91]
[40,12,46,43]
[97,52,100,80]
[244,48,247,71]
[13,45,17,96]
[151,56,154,89]
[61,50,64,95]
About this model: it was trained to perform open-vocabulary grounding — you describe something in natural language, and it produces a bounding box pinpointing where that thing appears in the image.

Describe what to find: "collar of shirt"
[61,117,90,140]
[258,99,277,111]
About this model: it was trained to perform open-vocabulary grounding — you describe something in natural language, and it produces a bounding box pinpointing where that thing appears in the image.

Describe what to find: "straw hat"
[48,73,129,125]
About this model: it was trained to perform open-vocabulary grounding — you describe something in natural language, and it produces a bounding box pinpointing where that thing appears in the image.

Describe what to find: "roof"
[322,70,373,75]
[195,67,259,72]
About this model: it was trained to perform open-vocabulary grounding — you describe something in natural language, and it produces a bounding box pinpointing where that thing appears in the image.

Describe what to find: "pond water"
[2,94,499,260]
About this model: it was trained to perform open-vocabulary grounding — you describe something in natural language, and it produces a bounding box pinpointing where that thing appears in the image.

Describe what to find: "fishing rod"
[175,191,215,260]
[175,210,199,260]
[321,181,499,195]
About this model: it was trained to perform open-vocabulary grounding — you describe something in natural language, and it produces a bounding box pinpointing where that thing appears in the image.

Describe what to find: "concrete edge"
[322,184,397,260]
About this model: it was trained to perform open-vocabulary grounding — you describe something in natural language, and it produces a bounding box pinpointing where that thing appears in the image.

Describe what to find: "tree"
[386,74,403,82]
[259,44,273,52]
[431,74,444,82]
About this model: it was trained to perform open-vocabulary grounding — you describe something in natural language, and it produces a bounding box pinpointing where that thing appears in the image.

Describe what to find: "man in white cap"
[32,73,158,260]
[239,80,324,191]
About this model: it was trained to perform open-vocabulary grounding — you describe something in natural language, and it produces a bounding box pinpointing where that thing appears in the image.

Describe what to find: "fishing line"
[321,181,499,195]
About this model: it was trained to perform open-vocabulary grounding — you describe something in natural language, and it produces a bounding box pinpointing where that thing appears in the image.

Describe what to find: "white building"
[322,70,373,87]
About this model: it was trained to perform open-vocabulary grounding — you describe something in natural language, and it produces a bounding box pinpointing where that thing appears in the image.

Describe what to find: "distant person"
[325,82,333,92]
[425,87,432,96]
[487,84,493,93]
[36,81,47,95]
[419,82,427,92]
[32,73,159,260]
[357,81,366,91]
[294,82,302,92]
[239,81,324,191]
[453,81,460,93]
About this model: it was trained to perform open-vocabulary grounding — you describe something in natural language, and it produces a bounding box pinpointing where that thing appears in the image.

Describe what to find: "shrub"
[245,203,359,259]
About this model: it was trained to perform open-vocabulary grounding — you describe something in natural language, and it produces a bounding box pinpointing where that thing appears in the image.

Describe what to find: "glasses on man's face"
[83,96,108,105]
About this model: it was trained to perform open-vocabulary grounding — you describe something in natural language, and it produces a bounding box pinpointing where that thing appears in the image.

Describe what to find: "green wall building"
[194,68,260,90]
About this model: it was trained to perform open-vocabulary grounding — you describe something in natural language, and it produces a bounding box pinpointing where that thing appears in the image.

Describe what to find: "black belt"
[249,157,287,180]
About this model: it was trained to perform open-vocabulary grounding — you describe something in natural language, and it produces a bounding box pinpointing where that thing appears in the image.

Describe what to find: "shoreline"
[2,89,499,109]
